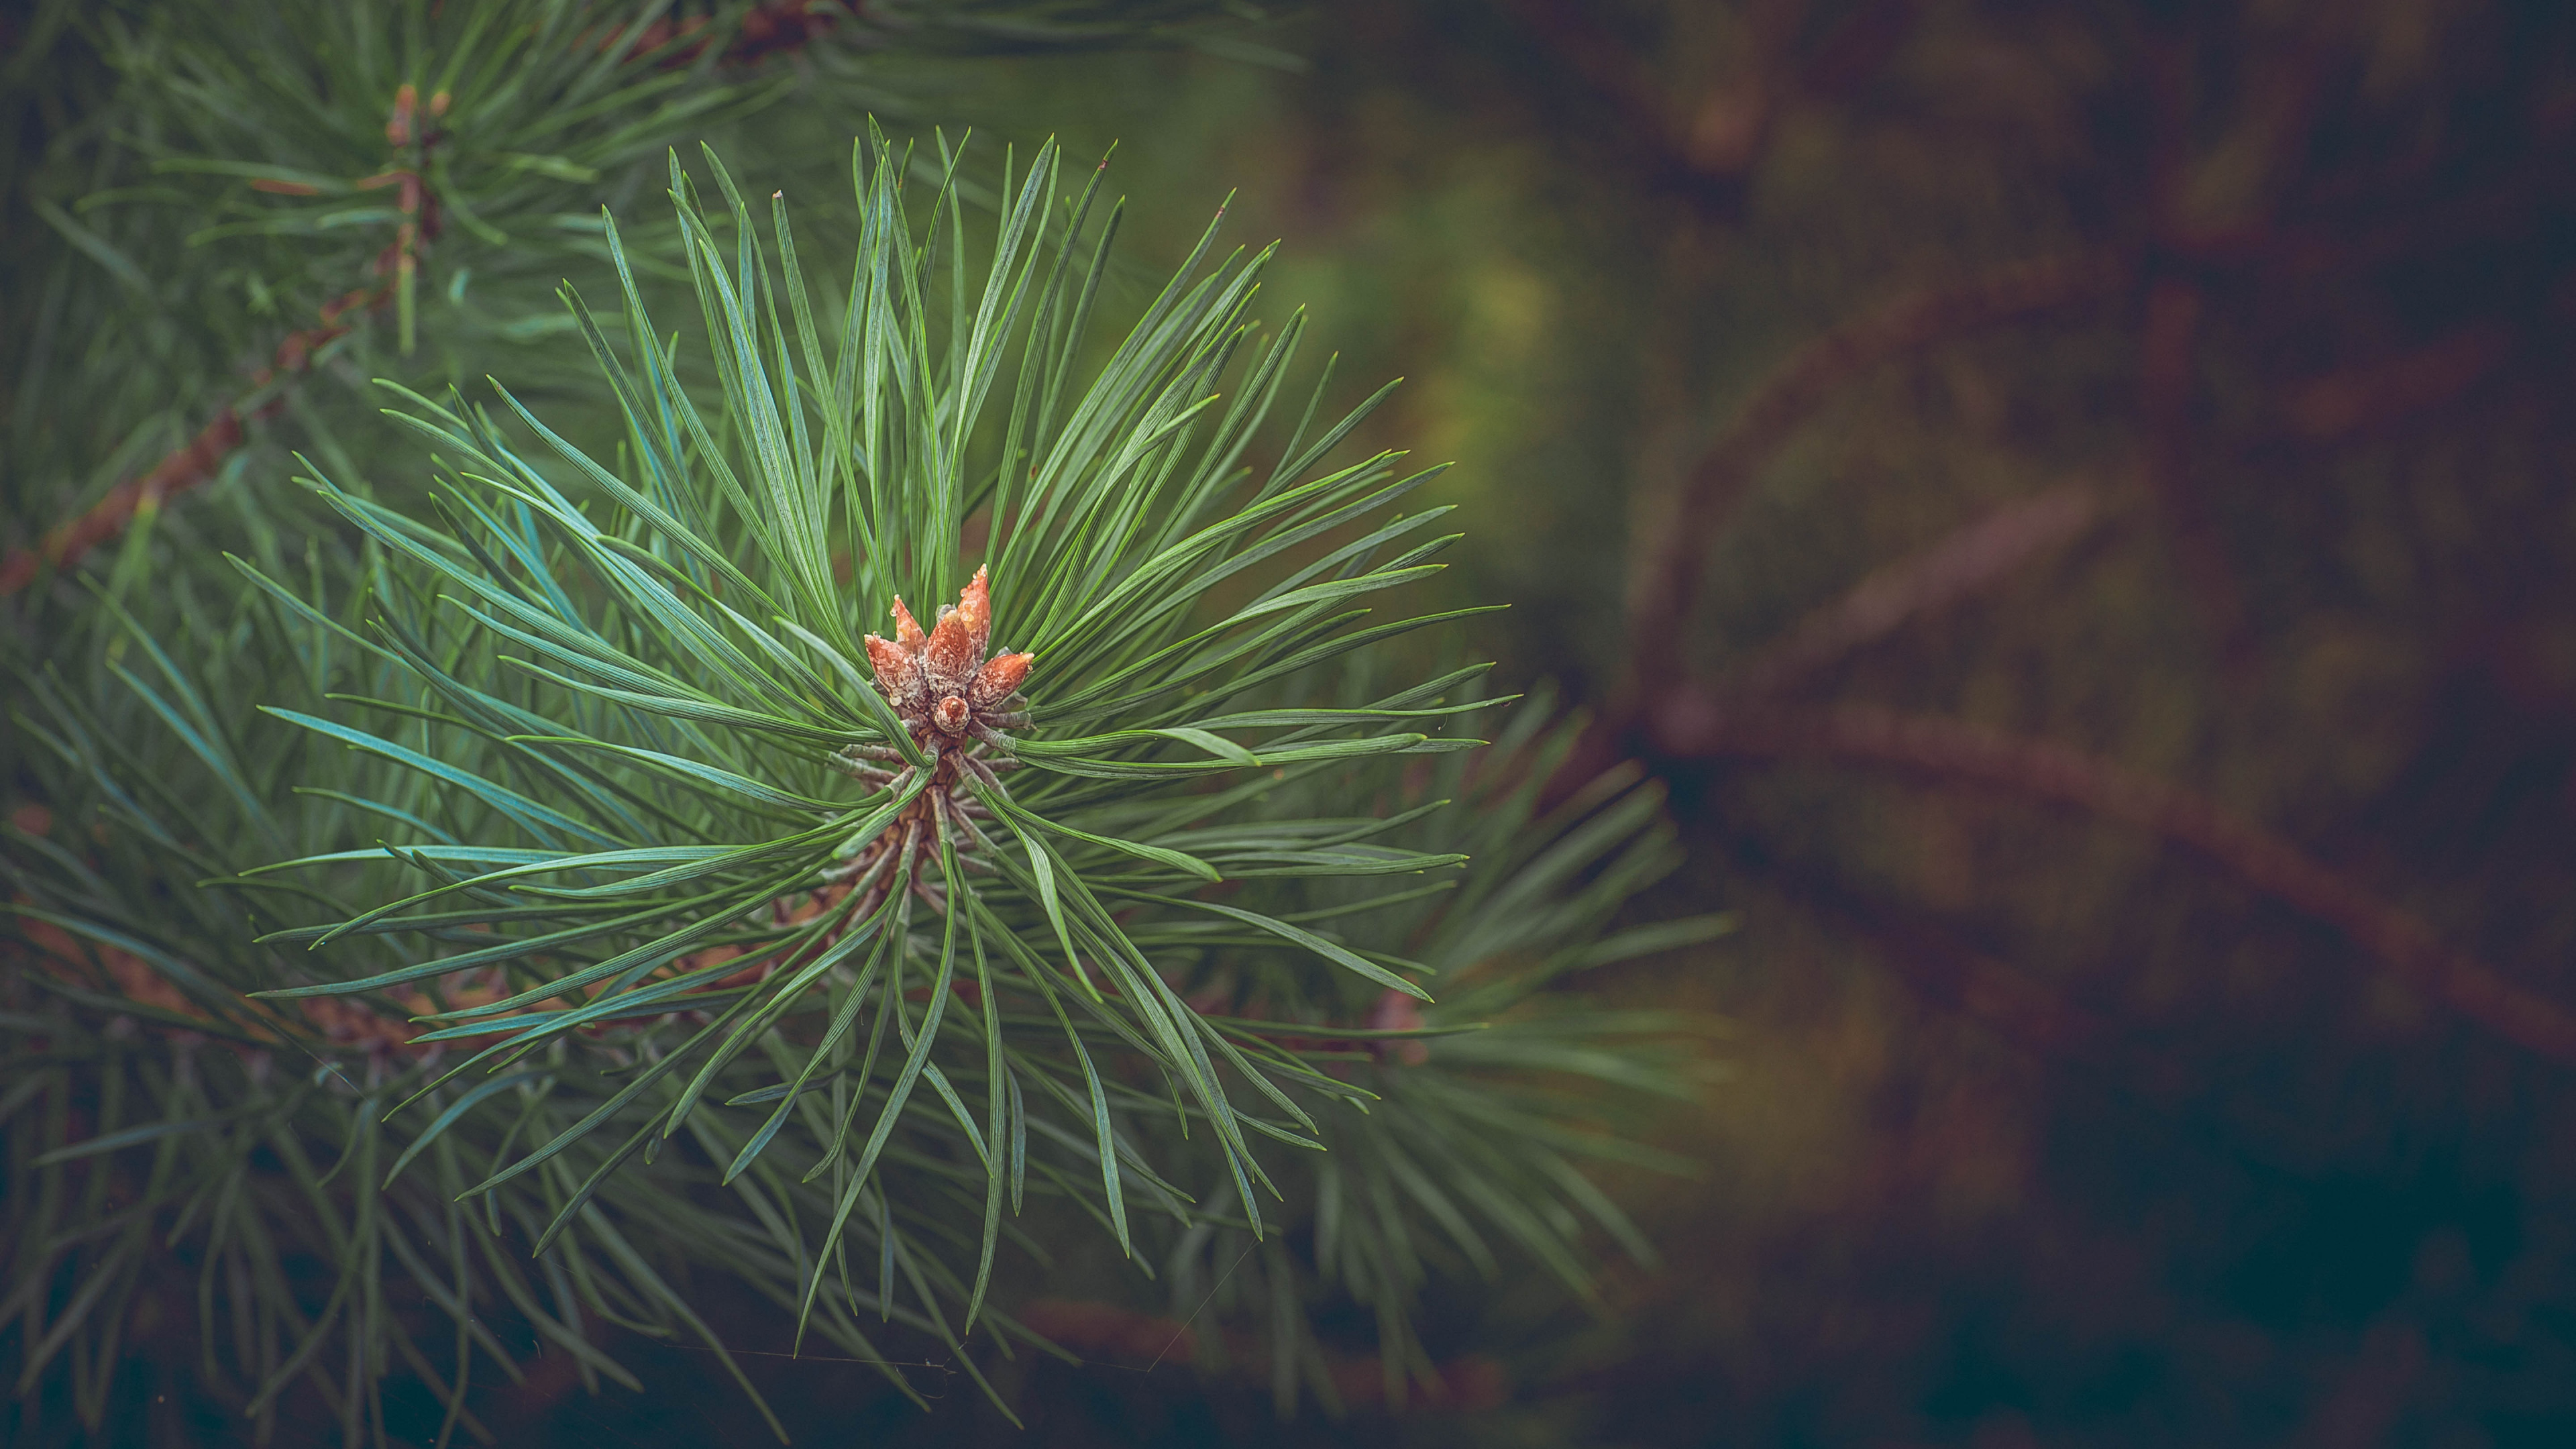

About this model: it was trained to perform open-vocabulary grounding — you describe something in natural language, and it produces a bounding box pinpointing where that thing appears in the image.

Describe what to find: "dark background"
[965,3,2576,1445]
[21,1,2576,1444]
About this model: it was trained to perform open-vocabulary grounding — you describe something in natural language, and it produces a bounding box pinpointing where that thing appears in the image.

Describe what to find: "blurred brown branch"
[1652,697,2576,1065]
[1623,251,2129,698]
[2282,324,2514,443]
[1723,483,2110,698]
[1542,248,2132,799]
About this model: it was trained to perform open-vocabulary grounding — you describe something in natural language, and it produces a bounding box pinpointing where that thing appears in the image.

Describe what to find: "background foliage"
[1006,3,2576,1446]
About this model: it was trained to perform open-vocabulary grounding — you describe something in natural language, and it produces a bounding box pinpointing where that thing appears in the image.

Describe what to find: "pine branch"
[4,129,1715,1438]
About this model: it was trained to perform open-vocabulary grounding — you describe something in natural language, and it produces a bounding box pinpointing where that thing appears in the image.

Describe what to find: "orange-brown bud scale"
[953,569,993,655]
[862,634,918,704]
[923,610,977,696]
[972,652,1034,708]
[890,596,926,649]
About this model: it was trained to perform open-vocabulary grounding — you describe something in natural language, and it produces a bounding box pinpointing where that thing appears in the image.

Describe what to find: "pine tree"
[2,5,1714,1444]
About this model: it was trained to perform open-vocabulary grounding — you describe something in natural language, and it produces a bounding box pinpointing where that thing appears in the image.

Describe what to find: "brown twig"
[1650,697,2576,1065]
[3,72,438,601]
[5,897,501,1063]
[0,412,244,598]
[0,285,387,598]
